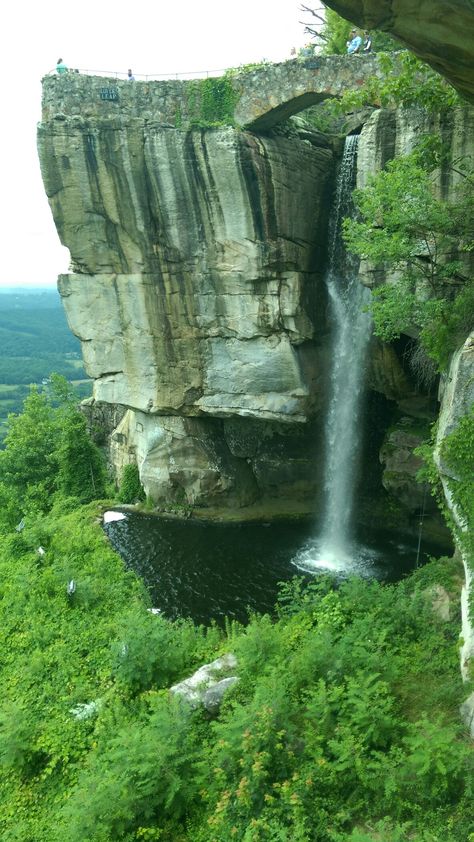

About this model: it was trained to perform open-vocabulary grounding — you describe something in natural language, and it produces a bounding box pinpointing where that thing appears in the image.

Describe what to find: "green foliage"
[0,510,471,842]
[0,387,58,499]
[340,51,459,112]
[0,385,470,841]
[319,10,397,56]
[0,701,42,778]
[187,571,470,842]
[382,715,472,811]
[0,505,148,837]
[225,60,270,75]
[199,77,238,125]
[187,76,239,127]
[55,410,107,502]
[0,377,106,527]
[118,463,145,503]
[61,694,200,842]
[111,608,205,694]
[343,139,474,369]
[439,408,474,565]
[321,9,354,55]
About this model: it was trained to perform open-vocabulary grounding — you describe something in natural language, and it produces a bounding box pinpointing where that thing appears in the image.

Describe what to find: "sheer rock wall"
[38,75,473,525]
[434,333,474,680]
[356,105,474,515]
[38,83,334,509]
[357,105,474,681]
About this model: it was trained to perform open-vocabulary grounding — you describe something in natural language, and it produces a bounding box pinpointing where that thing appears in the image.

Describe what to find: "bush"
[118,463,145,504]
[111,609,205,694]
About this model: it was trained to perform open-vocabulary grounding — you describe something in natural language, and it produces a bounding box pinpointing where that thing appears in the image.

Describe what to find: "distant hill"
[0,289,83,378]
[0,288,91,443]
[0,286,59,298]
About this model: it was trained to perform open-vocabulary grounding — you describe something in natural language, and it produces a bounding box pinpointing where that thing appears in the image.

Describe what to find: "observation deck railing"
[47,66,233,81]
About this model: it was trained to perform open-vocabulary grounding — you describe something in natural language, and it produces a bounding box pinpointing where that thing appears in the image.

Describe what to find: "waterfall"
[293,135,373,574]
[319,135,371,562]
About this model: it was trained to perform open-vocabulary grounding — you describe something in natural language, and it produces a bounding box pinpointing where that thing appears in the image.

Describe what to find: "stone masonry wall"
[41,53,383,130]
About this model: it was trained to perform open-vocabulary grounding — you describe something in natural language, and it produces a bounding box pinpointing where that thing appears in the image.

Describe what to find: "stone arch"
[232,54,383,131]
[244,92,333,132]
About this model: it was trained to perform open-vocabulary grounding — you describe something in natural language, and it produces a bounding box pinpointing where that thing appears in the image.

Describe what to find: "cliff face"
[52,125,331,421]
[356,105,474,517]
[357,105,474,682]
[434,333,474,680]
[38,79,335,508]
[38,76,472,525]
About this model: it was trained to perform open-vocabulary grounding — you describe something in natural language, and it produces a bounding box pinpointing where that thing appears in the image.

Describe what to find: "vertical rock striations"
[356,105,474,519]
[38,77,335,509]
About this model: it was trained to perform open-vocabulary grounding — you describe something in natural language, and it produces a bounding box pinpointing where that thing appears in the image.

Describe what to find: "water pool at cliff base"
[104,513,450,626]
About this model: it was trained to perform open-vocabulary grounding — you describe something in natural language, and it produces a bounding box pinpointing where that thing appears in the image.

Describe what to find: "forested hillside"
[0,289,90,443]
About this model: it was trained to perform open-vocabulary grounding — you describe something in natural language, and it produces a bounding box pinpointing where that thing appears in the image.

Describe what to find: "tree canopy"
[0,375,106,532]
[343,138,474,370]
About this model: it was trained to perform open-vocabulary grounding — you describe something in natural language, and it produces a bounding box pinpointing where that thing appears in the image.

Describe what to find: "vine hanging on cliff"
[187,76,239,127]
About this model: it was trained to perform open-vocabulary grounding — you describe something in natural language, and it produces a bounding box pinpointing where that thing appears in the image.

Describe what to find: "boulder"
[170,653,238,712]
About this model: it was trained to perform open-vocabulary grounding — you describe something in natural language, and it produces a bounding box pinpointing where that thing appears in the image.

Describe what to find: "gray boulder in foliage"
[170,653,238,712]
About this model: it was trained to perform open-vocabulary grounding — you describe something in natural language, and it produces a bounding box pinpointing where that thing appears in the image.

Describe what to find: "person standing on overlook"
[127,69,135,81]
[346,30,362,54]
[56,58,68,74]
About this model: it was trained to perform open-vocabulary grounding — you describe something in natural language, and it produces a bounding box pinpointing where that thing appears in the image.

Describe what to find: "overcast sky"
[2,0,316,289]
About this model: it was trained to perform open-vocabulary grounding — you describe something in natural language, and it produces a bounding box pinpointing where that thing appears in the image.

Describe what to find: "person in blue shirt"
[56,58,68,74]
[346,31,362,54]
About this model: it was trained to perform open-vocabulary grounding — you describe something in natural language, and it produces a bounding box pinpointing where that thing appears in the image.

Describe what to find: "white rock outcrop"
[170,653,239,712]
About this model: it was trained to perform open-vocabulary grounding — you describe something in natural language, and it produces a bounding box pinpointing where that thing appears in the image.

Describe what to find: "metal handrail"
[48,66,231,81]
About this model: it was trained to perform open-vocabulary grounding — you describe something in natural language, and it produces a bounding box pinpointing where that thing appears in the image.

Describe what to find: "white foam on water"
[103,510,127,523]
[291,537,379,578]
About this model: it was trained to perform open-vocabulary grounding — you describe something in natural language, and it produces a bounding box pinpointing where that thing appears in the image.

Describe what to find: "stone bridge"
[233,53,381,129]
[41,53,383,131]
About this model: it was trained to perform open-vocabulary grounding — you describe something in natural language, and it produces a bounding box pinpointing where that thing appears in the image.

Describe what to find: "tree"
[118,464,145,504]
[299,4,397,55]
[48,374,107,501]
[343,138,474,368]
[0,376,107,525]
[0,387,58,500]
[322,8,353,54]
[55,410,106,502]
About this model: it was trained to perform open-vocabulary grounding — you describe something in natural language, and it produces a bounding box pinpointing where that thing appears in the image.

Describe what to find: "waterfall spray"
[318,135,372,562]
[293,135,372,573]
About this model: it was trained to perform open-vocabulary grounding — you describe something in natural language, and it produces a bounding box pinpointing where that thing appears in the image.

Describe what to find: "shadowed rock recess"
[38,69,473,521]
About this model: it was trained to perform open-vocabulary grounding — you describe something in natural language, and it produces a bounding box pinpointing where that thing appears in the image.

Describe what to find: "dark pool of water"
[104,513,448,626]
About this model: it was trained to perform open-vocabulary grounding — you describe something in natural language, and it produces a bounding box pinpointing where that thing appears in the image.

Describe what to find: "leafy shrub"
[60,695,200,842]
[118,463,145,503]
[111,608,207,694]
[0,701,41,778]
